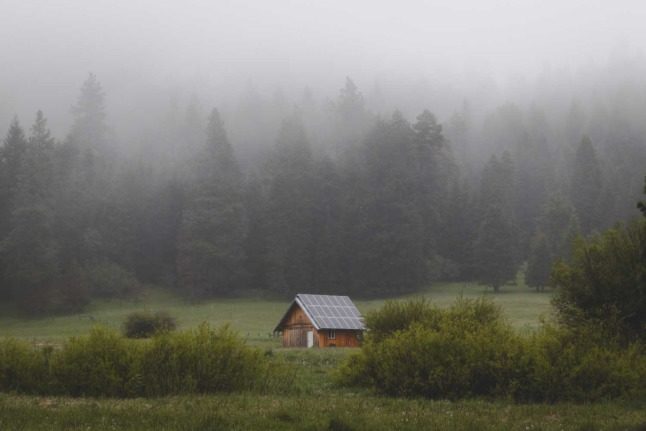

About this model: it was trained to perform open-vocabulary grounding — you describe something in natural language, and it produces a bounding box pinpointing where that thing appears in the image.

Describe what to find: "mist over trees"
[2,61,646,312]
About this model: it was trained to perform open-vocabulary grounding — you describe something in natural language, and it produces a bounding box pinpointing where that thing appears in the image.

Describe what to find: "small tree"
[525,232,551,292]
[524,195,579,292]
[473,205,517,292]
[551,219,646,343]
[570,135,602,234]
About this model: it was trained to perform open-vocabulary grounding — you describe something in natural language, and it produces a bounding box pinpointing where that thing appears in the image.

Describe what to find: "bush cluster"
[122,311,177,338]
[0,324,292,397]
[551,219,646,344]
[336,298,646,402]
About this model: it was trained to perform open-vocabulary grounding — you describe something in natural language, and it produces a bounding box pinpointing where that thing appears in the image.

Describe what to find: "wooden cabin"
[273,294,365,348]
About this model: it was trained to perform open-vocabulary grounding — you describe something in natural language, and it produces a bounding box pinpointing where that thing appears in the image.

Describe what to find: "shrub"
[338,298,646,402]
[49,327,141,397]
[0,339,50,394]
[364,298,441,343]
[138,323,270,395]
[551,219,646,343]
[339,298,523,399]
[122,310,177,338]
[514,325,646,402]
[0,324,291,398]
[334,350,372,388]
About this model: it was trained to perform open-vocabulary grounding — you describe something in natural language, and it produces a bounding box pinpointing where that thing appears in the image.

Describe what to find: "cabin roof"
[274,294,366,332]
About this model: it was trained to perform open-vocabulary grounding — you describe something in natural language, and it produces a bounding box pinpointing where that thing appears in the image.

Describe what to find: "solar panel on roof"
[296,294,365,330]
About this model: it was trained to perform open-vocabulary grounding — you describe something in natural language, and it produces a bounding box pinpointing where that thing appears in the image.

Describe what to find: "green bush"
[0,323,288,398]
[338,298,646,402]
[551,219,646,343]
[50,327,141,397]
[342,298,523,399]
[139,323,270,395]
[514,325,646,402]
[364,298,442,343]
[122,310,177,338]
[0,338,50,394]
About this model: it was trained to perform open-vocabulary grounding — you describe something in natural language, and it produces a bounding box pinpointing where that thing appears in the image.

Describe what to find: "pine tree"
[262,115,317,296]
[309,157,344,293]
[514,105,554,252]
[0,118,28,249]
[69,73,107,153]
[177,109,246,297]
[479,153,515,220]
[473,154,518,292]
[136,176,184,285]
[525,232,551,291]
[56,74,113,270]
[337,77,365,119]
[473,205,517,292]
[1,118,28,200]
[332,77,372,155]
[540,194,579,259]
[570,135,602,234]
[243,175,268,290]
[438,178,475,279]
[343,112,427,296]
[0,111,59,311]
[412,109,456,265]
[524,194,578,291]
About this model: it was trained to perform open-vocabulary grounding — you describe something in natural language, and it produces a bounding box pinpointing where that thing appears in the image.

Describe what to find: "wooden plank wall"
[317,329,361,347]
[280,303,362,347]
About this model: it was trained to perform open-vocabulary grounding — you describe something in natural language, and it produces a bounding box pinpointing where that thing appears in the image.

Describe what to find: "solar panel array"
[297,294,365,330]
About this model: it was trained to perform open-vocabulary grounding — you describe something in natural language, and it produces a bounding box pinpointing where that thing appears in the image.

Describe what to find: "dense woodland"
[1,69,646,313]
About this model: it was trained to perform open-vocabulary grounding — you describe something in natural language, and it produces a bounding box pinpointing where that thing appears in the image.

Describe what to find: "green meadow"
[2,282,644,431]
[0,281,552,346]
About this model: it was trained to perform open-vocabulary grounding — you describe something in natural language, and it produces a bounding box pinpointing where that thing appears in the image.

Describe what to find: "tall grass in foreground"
[0,394,645,431]
[0,323,294,397]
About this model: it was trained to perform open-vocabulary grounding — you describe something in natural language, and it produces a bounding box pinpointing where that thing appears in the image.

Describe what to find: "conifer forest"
[2,63,645,312]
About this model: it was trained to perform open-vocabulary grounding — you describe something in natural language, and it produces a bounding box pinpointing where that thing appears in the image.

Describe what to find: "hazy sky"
[1,0,645,135]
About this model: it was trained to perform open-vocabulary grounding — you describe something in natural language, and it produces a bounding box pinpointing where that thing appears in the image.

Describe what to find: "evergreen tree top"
[337,77,364,115]
[29,110,55,148]
[3,117,27,150]
[69,73,107,149]
[71,73,105,121]
[414,109,444,148]
[205,108,228,151]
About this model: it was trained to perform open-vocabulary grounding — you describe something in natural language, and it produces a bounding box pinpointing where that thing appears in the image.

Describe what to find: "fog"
[3,0,646,308]
[2,0,645,140]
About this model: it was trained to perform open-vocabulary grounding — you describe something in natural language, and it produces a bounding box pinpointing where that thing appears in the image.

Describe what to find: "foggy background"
[3,0,646,310]
[2,0,645,139]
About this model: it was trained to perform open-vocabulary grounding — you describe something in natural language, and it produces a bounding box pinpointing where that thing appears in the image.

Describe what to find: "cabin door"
[307,331,314,348]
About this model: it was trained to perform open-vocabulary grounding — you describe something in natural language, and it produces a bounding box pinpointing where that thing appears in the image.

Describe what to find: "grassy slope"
[0,281,552,345]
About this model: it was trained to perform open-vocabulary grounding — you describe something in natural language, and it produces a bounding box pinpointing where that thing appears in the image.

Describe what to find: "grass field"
[4,282,640,431]
[0,280,552,346]
[1,394,645,431]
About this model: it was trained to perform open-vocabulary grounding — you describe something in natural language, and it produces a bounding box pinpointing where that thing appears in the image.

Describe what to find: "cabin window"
[328,329,336,339]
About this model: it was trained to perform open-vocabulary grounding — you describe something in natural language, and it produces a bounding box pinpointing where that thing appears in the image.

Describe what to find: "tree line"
[0,74,643,312]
